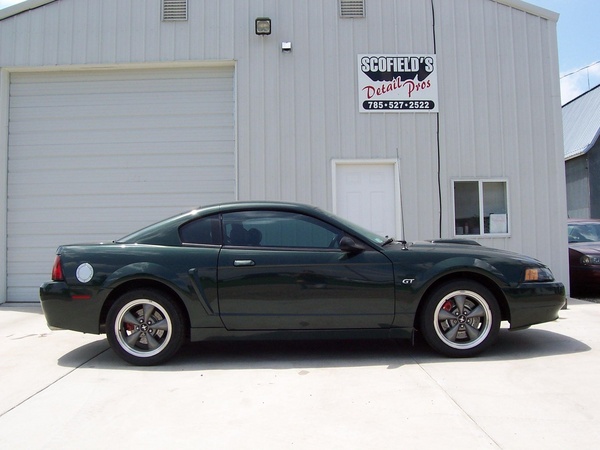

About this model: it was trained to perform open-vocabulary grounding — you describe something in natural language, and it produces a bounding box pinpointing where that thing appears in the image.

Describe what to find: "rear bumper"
[40,281,104,334]
[503,282,566,329]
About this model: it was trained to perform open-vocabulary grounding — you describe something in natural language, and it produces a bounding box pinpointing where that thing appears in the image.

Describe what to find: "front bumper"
[40,281,104,334]
[570,266,600,293]
[503,281,566,329]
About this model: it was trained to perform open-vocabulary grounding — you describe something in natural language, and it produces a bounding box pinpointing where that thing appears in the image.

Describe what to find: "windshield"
[319,209,389,245]
[568,223,600,243]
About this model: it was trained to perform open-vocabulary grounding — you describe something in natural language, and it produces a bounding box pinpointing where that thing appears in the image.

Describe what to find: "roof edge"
[565,128,600,161]
[0,0,56,21]
[0,0,564,24]
[492,0,559,22]
[0,1,562,24]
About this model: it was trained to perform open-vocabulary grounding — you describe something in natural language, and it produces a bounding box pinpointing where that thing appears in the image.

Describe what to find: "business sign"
[358,54,438,112]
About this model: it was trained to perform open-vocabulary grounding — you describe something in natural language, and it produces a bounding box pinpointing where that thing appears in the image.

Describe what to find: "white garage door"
[7,65,235,302]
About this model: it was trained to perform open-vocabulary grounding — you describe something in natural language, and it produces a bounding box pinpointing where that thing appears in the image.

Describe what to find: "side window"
[453,180,509,236]
[179,215,222,245]
[222,211,342,249]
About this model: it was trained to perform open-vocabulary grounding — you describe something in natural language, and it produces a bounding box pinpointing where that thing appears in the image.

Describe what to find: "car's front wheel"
[106,289,185,366]
[419,280,501,357]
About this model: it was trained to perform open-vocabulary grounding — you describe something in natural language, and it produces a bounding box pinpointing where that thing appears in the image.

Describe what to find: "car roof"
[118,201,345,245]
[198,201,320,213]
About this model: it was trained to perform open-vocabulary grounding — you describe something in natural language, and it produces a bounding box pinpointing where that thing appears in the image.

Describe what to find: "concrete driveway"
[0,299,599,449]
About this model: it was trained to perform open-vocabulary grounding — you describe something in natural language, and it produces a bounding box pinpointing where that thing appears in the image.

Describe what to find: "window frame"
[452,179,510,238]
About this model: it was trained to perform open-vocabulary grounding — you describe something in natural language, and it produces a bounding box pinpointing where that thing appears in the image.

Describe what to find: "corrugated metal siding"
[0,0,236,65]
[7,65,235,301]
[0,0,569,295]
[589,144,600,218]
[235,0,440,240]
[434,0,568,280]
[565,157,590,218]
[0,0,436,238]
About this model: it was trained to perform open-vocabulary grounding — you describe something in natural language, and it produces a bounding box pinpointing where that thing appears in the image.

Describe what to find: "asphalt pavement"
[1,298,599,449]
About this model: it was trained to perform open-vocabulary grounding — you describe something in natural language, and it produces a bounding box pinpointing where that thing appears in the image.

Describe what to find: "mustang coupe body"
[40,202,565,365]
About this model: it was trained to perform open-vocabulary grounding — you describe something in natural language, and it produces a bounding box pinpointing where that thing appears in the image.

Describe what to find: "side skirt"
[189,327,413,342]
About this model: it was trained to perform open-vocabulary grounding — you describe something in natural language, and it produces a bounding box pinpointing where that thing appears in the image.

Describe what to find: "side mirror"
[339,236,365,254]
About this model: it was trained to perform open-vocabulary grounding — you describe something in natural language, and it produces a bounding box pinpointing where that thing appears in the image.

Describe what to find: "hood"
[384,240,544,266]
[569,242,600,255]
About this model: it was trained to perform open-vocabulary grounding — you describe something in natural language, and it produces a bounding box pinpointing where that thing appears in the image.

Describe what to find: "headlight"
[524,267,554,282]
[581,255,600,266]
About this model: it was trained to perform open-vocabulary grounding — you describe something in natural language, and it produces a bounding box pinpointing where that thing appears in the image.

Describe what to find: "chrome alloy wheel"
[433,289,493,350]
[114,299,173,358]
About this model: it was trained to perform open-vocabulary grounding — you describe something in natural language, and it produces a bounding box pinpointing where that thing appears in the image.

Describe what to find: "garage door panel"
[9,175,234,197]
[7,65,235,302]
[10,101,235,121]
[7,135,233,151]
[9,153,234,173]
[9,140,234,159]
[8,128,234,147]
[9,113,234,134]
[8,179,235,202]
[10,95,234,117]
[12,155,234,172]
[10,71,234,95]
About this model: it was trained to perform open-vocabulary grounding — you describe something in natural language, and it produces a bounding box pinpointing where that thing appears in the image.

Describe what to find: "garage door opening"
[5,64,236,302]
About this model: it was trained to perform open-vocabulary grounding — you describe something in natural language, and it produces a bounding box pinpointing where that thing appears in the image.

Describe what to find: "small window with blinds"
[339,0,365,18]
[162,0,188,22]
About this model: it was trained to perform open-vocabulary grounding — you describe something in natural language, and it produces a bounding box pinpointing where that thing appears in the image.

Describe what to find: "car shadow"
[58,327,591,371]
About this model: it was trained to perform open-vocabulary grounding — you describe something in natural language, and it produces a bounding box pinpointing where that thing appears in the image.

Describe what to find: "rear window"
[179,215,222,245]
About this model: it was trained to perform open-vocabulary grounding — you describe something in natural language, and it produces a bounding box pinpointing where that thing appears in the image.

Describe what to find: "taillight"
[51,255,64,281]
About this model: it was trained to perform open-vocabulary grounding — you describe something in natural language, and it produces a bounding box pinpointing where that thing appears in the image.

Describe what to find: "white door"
[333,161,402,239]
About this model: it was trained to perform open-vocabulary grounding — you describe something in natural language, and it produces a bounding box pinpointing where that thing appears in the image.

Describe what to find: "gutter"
[565,127,600,161]
[0,0,57,21]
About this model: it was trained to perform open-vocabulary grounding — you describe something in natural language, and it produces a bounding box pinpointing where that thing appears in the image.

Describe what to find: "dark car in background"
[40,202,565,365]
[568,219,600,296]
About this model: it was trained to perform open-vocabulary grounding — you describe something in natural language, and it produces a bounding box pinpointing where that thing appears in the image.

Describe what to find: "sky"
[532,0,600,104]
[0,0,598,105]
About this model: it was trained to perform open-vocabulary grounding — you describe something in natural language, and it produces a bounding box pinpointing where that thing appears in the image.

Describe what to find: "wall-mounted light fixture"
[255,18,271,35]
[281,42,292,52]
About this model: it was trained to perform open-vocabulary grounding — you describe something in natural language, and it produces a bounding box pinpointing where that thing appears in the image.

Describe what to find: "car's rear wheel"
[106,289,185,366]
[419,280,500,357]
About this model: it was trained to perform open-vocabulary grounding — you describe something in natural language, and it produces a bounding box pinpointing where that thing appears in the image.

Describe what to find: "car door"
[217,210,395,330]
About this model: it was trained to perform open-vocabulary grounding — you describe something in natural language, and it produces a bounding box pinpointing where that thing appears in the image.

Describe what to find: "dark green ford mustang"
[40,202,565,365]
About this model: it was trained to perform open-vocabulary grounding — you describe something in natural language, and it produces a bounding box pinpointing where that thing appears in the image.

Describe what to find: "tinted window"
[179,215,222,245]
[222,211,341,249]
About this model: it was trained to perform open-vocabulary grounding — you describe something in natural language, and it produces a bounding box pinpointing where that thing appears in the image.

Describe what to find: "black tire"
[106,289,185,366]
[419,280,501,357]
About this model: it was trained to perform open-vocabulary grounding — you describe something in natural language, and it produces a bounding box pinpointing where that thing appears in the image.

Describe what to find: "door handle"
[233,259,255,267]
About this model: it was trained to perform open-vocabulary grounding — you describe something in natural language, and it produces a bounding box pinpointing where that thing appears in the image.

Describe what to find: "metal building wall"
[434,0,568,282]
[566,157,591,219]
[590,144,600,218]
[0,0,569,291]
[236,0,440,242]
